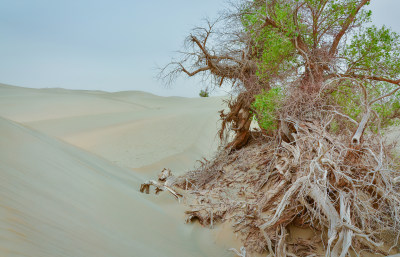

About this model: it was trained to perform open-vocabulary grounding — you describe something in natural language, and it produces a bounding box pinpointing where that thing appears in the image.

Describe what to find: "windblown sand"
[0,84,241,257]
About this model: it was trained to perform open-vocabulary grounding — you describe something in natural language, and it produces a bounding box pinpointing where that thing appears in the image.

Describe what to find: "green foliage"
[199,89,209,97]
[255,29,296,81]
[372,102,400,127]
[344,25,400,78]
[335,25,400,129]
[242,5,297,80]
[308,0,372,43]
[251,88,284,132]
[330,82,400,130]
[331,85,363,120]
[242,0,400,132]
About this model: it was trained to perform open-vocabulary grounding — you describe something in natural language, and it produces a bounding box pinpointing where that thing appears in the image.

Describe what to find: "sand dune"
[0,83,224,175]
[0,84,242,257]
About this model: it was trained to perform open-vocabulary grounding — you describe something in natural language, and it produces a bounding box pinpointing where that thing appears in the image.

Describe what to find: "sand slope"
[0,84,244,257]
[0,83,224,175]
[0,85,244,257]
[0,117,237,257]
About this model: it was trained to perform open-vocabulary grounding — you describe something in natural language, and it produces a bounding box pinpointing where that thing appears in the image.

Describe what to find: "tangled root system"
[165,117,400,257]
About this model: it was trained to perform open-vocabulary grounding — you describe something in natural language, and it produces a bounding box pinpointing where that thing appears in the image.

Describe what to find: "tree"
[162,0,400,149]
[157,0,400,255]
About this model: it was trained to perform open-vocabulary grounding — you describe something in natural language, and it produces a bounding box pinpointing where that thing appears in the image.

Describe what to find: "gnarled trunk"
[226,107,252,150]
[220,92,255,150]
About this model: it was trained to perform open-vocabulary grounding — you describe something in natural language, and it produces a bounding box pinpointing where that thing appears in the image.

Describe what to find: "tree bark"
[226,108,252,150]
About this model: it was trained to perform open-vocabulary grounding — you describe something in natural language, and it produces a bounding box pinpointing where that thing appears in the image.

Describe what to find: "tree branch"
[369,86,400,105]
[329,0,370,56]
[335,73,400,86]
[180,65,210,77]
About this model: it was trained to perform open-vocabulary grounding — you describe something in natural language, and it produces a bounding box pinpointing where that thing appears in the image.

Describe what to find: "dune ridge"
[0,83,223,174]
[0,84,241,257]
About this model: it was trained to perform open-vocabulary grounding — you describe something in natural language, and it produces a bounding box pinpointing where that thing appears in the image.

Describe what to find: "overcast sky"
[0,0,399,97]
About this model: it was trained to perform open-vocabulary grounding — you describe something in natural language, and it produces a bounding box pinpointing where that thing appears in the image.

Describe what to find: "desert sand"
[0,83,241,257]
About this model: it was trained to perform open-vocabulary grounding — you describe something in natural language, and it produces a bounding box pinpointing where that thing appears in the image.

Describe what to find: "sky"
[0,0,399,97]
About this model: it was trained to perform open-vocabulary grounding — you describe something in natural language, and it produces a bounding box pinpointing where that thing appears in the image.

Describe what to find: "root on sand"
[141,119,400,257]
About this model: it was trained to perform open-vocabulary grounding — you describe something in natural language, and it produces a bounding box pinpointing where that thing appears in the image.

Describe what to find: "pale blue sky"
[0,0,399,97]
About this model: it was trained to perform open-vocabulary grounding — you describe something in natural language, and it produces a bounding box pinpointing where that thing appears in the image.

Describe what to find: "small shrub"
[199,89,209,97]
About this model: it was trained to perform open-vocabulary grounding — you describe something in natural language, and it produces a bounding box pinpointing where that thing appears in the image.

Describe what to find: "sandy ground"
[0,84,224,175]
[0,83,242,257]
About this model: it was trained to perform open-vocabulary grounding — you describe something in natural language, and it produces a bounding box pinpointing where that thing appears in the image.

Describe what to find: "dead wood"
[143,117,400,256]
[140,169,183,200]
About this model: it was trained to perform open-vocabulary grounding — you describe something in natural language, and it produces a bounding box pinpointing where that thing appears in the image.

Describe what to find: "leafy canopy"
[242,0,400,130]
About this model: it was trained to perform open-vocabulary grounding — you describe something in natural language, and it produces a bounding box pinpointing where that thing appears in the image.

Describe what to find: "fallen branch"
[140,180,183,200]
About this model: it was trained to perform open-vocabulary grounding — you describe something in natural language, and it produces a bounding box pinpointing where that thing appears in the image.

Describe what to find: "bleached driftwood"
[140,168,182,201]
[140,180,182,200]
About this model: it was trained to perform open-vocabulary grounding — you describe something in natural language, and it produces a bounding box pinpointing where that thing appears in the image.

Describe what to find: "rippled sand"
[0,84,240,257]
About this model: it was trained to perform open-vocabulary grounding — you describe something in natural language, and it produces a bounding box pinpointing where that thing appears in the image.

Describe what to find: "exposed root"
[150,117,400,256]
[141,118,400,256]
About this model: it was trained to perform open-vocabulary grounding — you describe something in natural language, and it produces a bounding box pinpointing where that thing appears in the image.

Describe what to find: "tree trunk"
[220,92,254,151]
[226,108,252,150]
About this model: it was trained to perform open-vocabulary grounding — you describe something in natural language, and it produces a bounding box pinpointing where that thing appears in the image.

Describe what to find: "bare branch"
[369,85,400,105]
[180,65,210,77]
[334,73,400,86]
